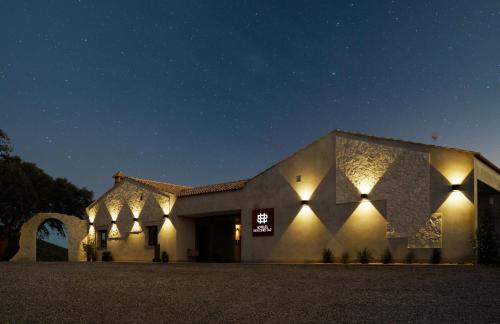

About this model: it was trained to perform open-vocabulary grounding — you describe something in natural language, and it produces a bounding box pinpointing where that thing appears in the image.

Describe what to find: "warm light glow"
[108,223,120,238]
[86,204,99,223]
[268,203,331,260]
[297,204,314,219]
[431,155,473,187]
[449,174,467,186]
[359,180,374,195]
[235,224,241,241]
[337,137,400,198]
[298,186,315,201]
[88,225,96,245]
[155,193,171,215]
[159,216,176,253]
[357,198,374,213]
[130,220,142,233]
[447,190,467,205]
[127,192,146,218]
[336,199,387,252]
[105,198,123,221]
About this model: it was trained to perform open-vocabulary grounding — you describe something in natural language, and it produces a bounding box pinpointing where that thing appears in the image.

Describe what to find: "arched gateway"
[11,213,88,262]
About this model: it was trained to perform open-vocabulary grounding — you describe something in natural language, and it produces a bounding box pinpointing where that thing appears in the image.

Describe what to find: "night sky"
[1,1,500,198]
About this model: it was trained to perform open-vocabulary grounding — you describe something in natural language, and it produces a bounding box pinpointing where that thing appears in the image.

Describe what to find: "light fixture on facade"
[235,224,241,241]
[164,214,169,219]
[360,193,369,201]
[301,200,309,205]
[111,220,116,224]
[133,217,139,222]
[296,175,302,182]
[89,222,94,226]
[451,184,461,192]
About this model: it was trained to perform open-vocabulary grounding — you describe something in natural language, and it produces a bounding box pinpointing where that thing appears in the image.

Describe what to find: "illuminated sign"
[252,208,274,236]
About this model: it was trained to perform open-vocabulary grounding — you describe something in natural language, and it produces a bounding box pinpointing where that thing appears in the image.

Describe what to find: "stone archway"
[11,213,88,262]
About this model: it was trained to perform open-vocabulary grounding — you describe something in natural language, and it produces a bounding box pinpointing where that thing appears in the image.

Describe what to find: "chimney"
[113,171,125,184]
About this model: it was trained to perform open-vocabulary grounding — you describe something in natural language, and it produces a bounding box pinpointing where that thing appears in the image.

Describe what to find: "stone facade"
[336,136,438,248]
[89,179,172,261]
[11,213,88,262]
[11,130,497,263]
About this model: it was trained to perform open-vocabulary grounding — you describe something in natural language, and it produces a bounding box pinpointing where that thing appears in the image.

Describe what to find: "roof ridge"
[184,178,248,190]
[332,129,478,154]
[178,179,248,197]
[126,176,192,189]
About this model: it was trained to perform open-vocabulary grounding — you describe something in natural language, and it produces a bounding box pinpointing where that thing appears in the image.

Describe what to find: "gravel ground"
[0,263,499,323]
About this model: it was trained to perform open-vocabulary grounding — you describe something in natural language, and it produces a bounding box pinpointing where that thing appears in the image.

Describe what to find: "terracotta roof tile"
[126,176,192,196]
[178,179,247,197]
[125,175,247,197]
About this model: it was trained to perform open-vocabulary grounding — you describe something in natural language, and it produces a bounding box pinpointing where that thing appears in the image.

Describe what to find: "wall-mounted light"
[360,193,369,200]
[133,217,139,222]
[451,184,461,192]
[163,214,169,219]
[89,222,94,226]
[235,224,241,241]
[296,175,302,182]
[301,200,309,205]
[111,220,116,225]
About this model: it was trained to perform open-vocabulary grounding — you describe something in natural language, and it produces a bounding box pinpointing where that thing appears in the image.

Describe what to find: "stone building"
[86,130,500,263]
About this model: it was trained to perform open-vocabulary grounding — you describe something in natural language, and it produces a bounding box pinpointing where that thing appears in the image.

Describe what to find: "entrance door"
[196,215,240,262]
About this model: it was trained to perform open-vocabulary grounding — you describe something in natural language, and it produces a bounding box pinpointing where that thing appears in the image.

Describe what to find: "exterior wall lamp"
[89,222,94,226]
[360,193,369,200]
[451,184,461,192]
[301,200,309,205]
[133,217,139,222]
[111,220,116,225]
[164,214,169,219]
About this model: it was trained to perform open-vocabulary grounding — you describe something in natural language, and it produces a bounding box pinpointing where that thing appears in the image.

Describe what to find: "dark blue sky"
[1,1,499,197]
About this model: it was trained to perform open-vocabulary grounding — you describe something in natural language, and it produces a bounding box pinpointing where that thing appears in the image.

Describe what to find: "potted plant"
[322,248,333,263]
[357,248,372,264]
[341,252,350,264]
[405,250,415,264]
[83,243,96,262]
[161,251,169,263]
[102,250,113,262]
[381,248,393,264]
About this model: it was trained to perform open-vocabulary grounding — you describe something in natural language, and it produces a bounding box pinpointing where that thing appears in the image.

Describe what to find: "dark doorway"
[196,214,240,262]
[36,219,68,262]
[477,181,500,264]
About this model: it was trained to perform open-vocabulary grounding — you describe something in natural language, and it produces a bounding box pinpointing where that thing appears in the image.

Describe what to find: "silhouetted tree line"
[0,129,93,260]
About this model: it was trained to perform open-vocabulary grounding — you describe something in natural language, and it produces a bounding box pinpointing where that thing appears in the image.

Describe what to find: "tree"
[0,129,12,157]
[0,129,93,260]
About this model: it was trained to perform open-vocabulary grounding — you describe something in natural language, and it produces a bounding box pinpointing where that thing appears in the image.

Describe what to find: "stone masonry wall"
[336,136,441,248]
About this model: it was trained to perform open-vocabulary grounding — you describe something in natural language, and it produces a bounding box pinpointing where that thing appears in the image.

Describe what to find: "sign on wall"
[252,208,274,236]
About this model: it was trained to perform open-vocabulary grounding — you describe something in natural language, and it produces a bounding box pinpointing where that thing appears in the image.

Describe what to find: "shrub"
[83,243,96,262]
[161,251,169,263]
[381,248,393,264]
[322,248,333,263]
[102,250,113,262]
[357,248,372,264]
[341,252,350,264]
[405,250,415,264]
[431,248,441,264]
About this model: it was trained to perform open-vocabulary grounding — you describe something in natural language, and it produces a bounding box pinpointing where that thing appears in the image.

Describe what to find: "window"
[147,226,158,246]
[99,230,107,248]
